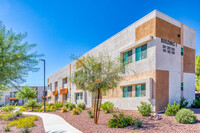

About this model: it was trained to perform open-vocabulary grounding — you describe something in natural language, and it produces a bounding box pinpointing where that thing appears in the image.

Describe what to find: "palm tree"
[72,53,123,124]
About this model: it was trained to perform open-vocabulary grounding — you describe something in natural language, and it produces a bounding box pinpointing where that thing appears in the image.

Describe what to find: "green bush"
[0,113,14,120]
[19,108,28,111]
[8,116,38,128]
[53,102,63,110]
[77,103,86,110]
[1,104,16,112]
[135,118,143,127]
[65,103,76,111]
[108,113,134,128]
[191,97,200,108]
[87,110,94,118]
[137,102,152,116]
[101,101,114,113]
[24,99,38,111]
[175,108,197,124]
[15,111,22,117]
[178,97,188,109]
[72,107,82,115]
[4,125,10,132]
[46,108,56,112]
[165,102,180,116]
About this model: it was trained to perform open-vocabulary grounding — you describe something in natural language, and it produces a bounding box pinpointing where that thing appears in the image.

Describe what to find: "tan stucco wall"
[135,17,181,44]
[155,70,169,111]
[183,46,195,73]
[103,70,156,99]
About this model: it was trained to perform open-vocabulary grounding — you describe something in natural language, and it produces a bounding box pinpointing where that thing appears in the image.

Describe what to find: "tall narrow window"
[135,85,141,97]
[136,84,146,97]
[80,92,83,100]
[123,86,132,97]
[123,50,132,65]
[135,44,147,61]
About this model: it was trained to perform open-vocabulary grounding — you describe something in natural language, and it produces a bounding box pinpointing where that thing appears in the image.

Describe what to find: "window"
[123,50,132,65]
[10,92,17,97]
[62,77,67,89]
[181,47,184,56]
[135,84,146,97]
[136,44,147,61]
[55,82,58,90]
[76,92,83,100]
[123,86,132,97]
[50,83,52,91]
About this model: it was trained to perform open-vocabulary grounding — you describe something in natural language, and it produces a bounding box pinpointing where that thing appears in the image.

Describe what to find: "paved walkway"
[23,112,82,133]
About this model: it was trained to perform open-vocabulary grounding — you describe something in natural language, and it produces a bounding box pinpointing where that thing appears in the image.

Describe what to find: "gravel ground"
[0,115,45,133]
[49,108,200,133]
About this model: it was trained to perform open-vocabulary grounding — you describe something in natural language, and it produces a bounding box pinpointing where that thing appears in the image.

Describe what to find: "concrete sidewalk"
[23,112,82,133]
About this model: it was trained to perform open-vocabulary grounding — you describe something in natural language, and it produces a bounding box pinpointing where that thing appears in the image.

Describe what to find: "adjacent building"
[0,86,47,106]
[47,10,195,112]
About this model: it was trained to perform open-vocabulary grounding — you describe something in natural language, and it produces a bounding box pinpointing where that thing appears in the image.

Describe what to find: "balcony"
[9,97,18,100]
[53,90,58,96]
[60,88,68,94]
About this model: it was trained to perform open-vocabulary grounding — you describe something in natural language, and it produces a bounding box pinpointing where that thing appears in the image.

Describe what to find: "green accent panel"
[141,44,147,59]
[181,47,184,52]
[141,84,146,97]
[136,47,141,61]
[76,93,79,100]
[127,86,132,97]
[123,87,127,97]
[136,85,141,97]
[181,82,183,87]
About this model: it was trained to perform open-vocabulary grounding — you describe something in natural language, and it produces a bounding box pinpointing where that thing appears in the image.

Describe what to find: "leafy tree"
[195,55,200,91]
[16,86,37,100]
[0,21,42,91]
[72,54,123,124]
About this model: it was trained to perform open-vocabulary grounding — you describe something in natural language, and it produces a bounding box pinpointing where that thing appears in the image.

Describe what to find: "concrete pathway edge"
[23,112,82,133]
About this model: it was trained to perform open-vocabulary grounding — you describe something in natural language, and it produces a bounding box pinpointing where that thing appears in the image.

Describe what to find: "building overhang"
[53,90,58,96]
[60,88,68,94]
[118,35,153,53]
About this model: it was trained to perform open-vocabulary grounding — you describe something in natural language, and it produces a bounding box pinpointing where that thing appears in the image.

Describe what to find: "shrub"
[137,102,152,116]
[87,110,94,118]
[165,102,180,116]
[0,113,14,120]
[61,107,67,113]
[191,97,200,108]
[4,125,10,132]
[77,103,86,110]
[1,104,16,112]
[8,116,38,128]
[53,102,63,110]
[19,108,28,111]
[40,106,48,110]
[22,127,30,133]
[24,99,38,111]
[175,108,197,124]
[135,118,143,127]
[72,107,82,115]
[108,113,134,128]
[46,108,56,112]
[65,103,76,111]
[15,111,22,117]
[178,97,188,109]
[101,101,114,113]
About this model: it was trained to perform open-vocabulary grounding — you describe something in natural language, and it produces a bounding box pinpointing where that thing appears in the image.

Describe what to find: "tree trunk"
[94,89,101,124]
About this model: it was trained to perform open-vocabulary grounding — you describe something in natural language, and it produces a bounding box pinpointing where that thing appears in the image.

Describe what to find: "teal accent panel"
[136,47,141,61]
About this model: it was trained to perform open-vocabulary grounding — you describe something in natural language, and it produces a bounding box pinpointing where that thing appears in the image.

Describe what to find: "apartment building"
[0,86,47,106]
[47,10,195,111]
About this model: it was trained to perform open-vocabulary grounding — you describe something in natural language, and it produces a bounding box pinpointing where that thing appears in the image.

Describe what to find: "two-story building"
[47,10,195,112]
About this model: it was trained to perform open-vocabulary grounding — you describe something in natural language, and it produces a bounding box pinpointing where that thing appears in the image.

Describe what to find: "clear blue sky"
[0,0,199,86]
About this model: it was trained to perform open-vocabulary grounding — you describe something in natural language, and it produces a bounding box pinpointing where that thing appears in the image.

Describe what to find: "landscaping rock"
[150,113,162,120]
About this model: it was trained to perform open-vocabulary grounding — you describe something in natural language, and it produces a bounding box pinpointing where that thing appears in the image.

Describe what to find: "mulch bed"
[48,108,200,133]
[0,115,45,133]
